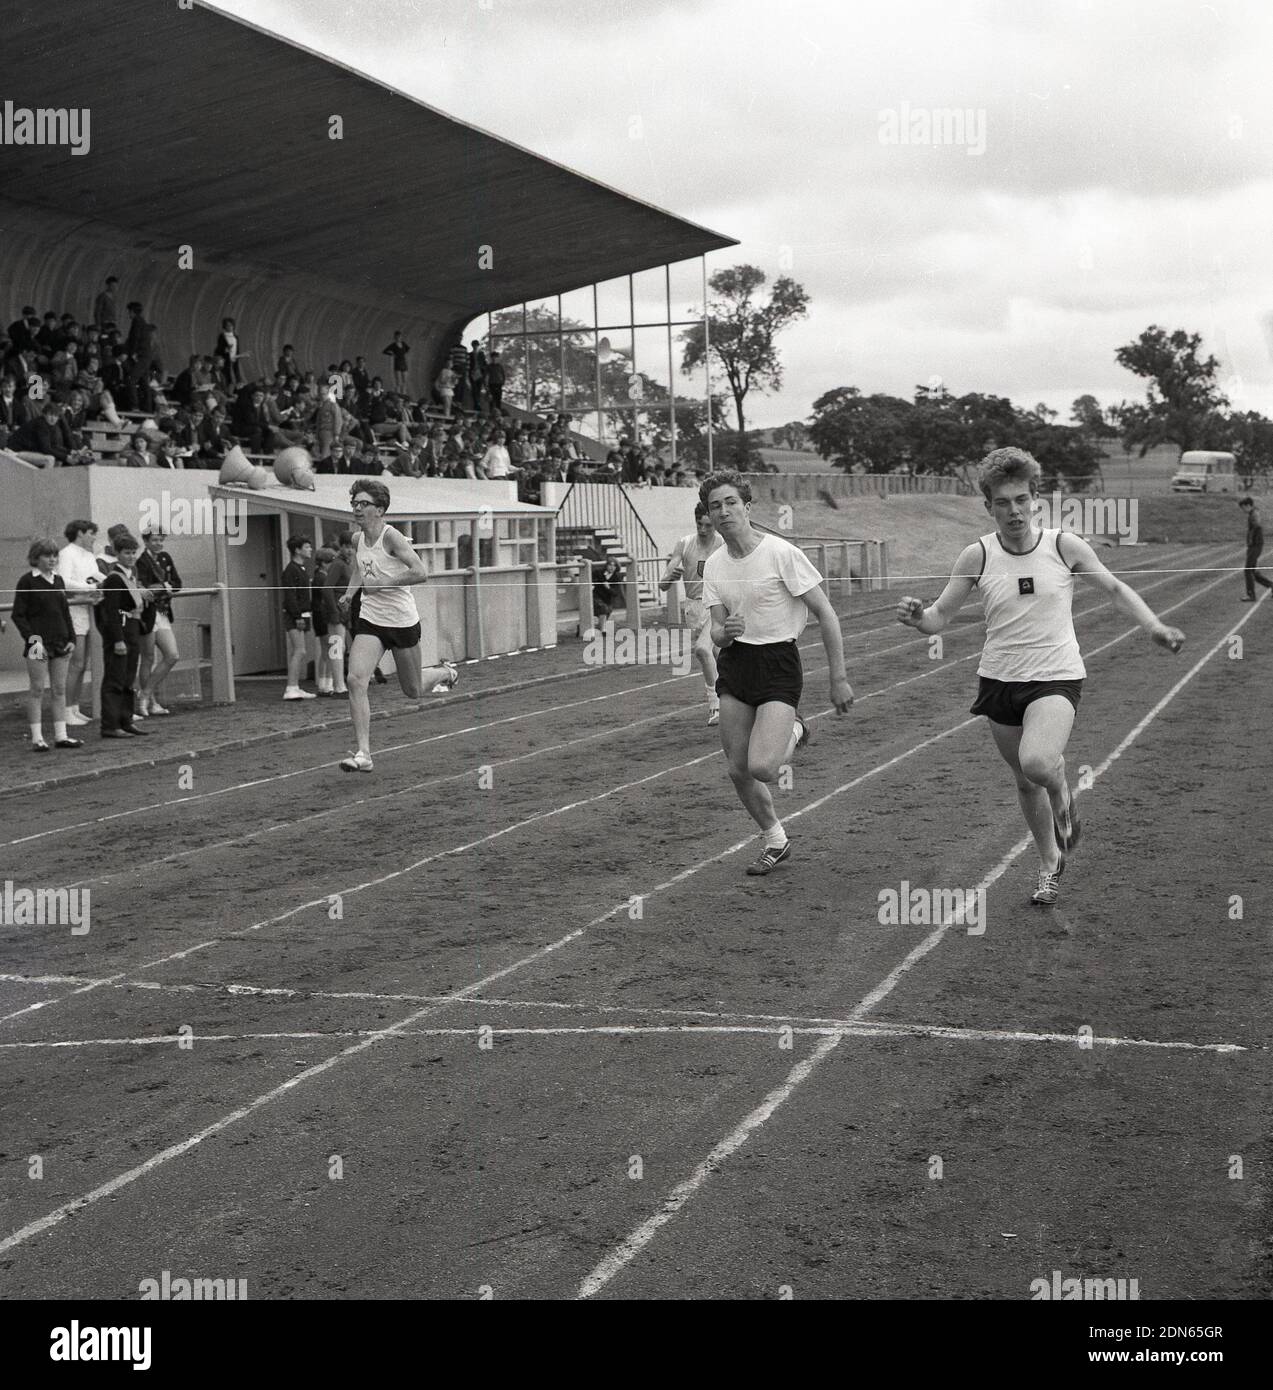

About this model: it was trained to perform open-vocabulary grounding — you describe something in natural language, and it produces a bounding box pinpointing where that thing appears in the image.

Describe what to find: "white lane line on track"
[0,566,1240,1256]
[0,543,1222,852]
[0,557,1227,1028]
[574,567,1255,1298]
[0,611,923,850]
[0,972,1254,1051]
[0,1023,1243,1052]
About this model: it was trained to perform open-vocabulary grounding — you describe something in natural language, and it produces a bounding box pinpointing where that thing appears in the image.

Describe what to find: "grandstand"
[0,0,737,693]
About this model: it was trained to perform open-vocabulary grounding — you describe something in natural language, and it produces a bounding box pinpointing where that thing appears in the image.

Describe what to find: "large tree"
[680,265,809,450]
[1110,326,1231,457]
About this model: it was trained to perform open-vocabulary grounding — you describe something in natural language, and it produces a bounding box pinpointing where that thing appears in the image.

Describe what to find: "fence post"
[878,539,890,591]
[840,540,850,598]
[666,583,681,627]
[622,570,642,633]
[816,543,828,593]
[576,557,592,636]
[211,581,235,703]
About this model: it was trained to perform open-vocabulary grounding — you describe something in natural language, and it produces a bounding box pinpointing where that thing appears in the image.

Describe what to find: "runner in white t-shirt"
[700,471,854,876]
[335,478,459,773]
[896,447,1185,906]
[658,501,723,724]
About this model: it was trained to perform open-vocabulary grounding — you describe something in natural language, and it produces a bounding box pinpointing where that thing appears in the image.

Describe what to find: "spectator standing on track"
[57,519,103,726]
[94,531,153,738]
[12,539,82,751]
[282,534,317,701]
[135,530,182,717]
[382,332,411,394]
[1238,496,1273,601]
[311,545,346,697]
[325,530,355,693]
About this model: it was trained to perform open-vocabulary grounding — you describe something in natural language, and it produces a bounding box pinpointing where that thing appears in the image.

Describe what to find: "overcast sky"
[213,0,1273,429]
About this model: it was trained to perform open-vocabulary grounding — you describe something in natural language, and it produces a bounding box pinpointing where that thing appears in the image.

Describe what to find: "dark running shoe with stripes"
[1053,791,1081,853]
[746,840,792,876]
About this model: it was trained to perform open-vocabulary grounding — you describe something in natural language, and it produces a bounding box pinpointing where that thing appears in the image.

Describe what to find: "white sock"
[784,718,804,760]
[30,722,43,743]
[762,821,787,849]
[54,721,68,740]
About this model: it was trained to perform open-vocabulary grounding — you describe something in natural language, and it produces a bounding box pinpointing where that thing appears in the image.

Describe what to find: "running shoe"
[339,750,374,773]
[430,661,460,694]
[707,707,720,727]
[283,687,318,700]
[136,693,150,717]
[148,699,170,716]
[65,709,91,727]
[1052,793,1081,853]
[795,714,814,751]
[746,841,791,876]
[1030,853,1066,906]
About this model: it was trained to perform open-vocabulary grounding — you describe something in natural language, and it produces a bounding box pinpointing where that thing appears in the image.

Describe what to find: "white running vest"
[975,528,1085,681]
[673,531,722,601]
[354,525,420,628]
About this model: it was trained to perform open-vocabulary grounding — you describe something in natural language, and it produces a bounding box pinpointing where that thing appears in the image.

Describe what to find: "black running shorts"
[716,639,803,709]
[352,616,422,650]
[970,676,1083,726]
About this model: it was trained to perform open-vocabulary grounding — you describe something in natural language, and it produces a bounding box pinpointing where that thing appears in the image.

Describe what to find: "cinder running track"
[1,543,1267,1299]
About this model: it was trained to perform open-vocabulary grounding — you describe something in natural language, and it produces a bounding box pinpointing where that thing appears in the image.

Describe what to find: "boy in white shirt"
[701,471,854,875]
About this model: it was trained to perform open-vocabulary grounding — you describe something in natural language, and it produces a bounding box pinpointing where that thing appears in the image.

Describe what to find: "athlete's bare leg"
[1018,695,1076,822]
[988,718,1062,872]
[346,633,384,756]
[719,693,783,832]
[694,629,718,703]
[390,644,453,699]
[747,699,802,784]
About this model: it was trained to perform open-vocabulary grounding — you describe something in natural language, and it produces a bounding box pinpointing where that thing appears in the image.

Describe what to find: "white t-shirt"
[702,532,822,644]
[481,444,511,478]
[56,541,101,636]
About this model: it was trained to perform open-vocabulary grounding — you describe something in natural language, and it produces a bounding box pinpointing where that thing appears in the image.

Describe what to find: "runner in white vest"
[658,501,723,725]
[896,447,1185,905]
[336,477,459,773]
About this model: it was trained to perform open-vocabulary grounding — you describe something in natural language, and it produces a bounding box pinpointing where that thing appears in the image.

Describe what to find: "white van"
[1171,451,1236,493]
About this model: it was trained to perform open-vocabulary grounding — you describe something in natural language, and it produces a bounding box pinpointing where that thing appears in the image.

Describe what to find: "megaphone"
[219,444,270,489]
[274,446,316,491]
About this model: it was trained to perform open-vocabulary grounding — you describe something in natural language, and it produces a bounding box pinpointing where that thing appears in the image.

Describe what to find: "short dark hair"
[335,529,354,548]
[28,538,59,566]
[286,534,312,555]
[698,469,751,510]
[693,501,710,521]
[1239,496,1254,508]
[64,519,97,543]
[350,478,391,511]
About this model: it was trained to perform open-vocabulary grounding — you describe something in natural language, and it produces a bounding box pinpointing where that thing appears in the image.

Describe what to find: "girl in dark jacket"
[135,530,182,716]
[12,539,81,751]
